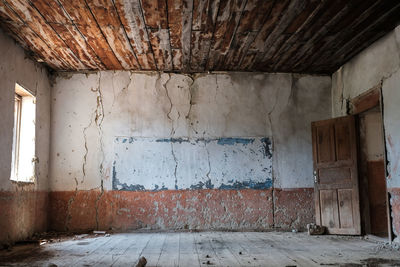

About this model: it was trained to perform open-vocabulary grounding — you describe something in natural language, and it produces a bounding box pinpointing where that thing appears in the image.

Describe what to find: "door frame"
[349,84,393,242]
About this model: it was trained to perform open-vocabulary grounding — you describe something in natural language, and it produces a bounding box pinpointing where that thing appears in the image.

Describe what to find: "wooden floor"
[1,231,400,266]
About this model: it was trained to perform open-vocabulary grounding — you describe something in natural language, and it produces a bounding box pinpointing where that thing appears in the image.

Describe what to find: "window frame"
[11,83,36,183]
[11,93,22,181]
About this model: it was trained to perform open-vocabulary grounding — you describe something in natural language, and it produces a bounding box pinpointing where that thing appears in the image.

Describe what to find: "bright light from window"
[11,83,36,183]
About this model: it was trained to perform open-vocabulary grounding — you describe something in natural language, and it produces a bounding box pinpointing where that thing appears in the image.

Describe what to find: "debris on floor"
[307,223,326,235]
[135,256,147,267]
[75,234,89,239]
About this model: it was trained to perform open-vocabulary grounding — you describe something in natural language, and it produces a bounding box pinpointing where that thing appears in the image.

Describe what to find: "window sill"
[10,179,35,185]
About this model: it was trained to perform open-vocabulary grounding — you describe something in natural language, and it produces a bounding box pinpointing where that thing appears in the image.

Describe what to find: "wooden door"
[312,116,361,235]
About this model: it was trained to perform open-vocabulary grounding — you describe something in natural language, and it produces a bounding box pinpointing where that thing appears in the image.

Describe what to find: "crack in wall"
[267,88,279,228]
[205,142,212,183]
[171,142,178,190]
[161,73,174,135]
[81,73,106,229]
[123,71,133,91]
[110,72,116,111]
[185,75,197,135]
[269,75,295,227]
[82,73,106,185]
[94,72,105,230]
[82,122,91,183]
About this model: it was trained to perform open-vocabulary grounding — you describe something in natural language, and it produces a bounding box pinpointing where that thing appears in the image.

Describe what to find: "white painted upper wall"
[332,25,400,188]
[0,28,51,191]
[50,72,331,191]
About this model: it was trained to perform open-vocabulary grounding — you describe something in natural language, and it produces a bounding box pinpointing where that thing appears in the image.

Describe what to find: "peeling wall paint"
[332,25,400,241]
[49,71,330,231]
[112,137,272,191]
[0,28,51,244]
[50,71,331,192]
[49,189,316,232]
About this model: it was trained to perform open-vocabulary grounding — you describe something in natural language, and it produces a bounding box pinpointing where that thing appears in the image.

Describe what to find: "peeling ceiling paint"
[1,0,399,74]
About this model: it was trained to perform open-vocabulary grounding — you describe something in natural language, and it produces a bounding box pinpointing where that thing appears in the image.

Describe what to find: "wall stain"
[113,177,146,191]
[190,179,214,190]
[156,137,189,143]
[219,179,273,190]
[217,138,255,145]
[261,137,273,159]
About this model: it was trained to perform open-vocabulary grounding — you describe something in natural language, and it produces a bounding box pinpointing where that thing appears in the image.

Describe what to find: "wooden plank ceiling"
[0,0,399,74]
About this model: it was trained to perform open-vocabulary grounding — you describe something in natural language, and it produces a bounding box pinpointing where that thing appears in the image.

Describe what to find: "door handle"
[313,170,317,183]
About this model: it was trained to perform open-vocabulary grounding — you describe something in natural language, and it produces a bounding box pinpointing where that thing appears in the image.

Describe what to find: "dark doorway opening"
[352,87,390,238]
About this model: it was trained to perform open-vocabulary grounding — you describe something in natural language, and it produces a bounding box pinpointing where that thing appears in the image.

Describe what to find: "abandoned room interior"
[1,0,400,266]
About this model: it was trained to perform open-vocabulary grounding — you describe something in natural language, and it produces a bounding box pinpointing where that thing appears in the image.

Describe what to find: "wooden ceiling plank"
[3,0,84,70]
[0,19,62,69]
[141,0,173,71]
[241,0,290,70]
[291,0,376,72]
[306,0,398,72]
[85,0,140,70]
[206,0,246,70]
[250,0,309,70]
[57,0,123,70]
[180,0,193,72]
[0,1,70,69]
[225,31,255,70]
[270,0,341,71]
[166,0,186,71]
[225,0,274,70]
[167,0,183,49]
[30,0,105,70]
[114,0,156,70]
[190,0,220,72]
[147,28,173,70]
[265,0,324,70]
[0,4,46,64]
[172,48,183,71]
[260,0,319,66]
[141,0,168,29]
[1,0,400,73]
[277,0,361,71]
[239,50,256,70]
[4,0,88,70]
[329,12,400,73]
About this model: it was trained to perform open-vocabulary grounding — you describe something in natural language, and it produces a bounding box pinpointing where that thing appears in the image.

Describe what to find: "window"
[11,83,36,182]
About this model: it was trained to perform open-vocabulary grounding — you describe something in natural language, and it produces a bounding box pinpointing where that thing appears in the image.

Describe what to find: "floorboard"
[0,231,399,267]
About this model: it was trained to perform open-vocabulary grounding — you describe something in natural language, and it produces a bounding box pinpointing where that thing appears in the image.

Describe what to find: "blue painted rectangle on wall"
[112,137,272,191]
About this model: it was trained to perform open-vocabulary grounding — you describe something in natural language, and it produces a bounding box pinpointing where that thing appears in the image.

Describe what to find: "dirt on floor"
[0,231,399,267]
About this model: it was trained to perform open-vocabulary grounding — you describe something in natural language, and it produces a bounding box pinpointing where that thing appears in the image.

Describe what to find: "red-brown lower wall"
[48,188,315,233]
[0,191,48,245]
[389,188,400,239]
[2,187,398,242]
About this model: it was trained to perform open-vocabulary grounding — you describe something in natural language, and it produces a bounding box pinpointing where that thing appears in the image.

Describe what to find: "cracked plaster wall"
[331,25,400,240]
[332,25,400,189]
[50,72,331,192]
[0,28,51,243]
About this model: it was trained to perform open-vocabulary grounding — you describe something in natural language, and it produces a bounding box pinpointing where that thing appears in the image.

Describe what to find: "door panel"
[316,124,335,163]
[320,190,339,229]
[312,116,361,235]
[335,122,352,161]
[319,167,351,184]
[338,189,354,229]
